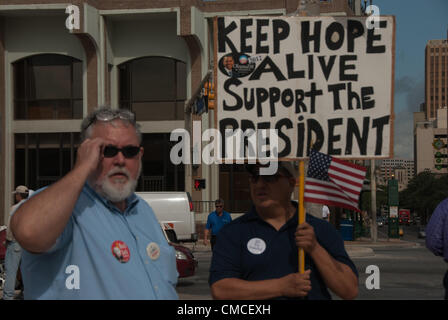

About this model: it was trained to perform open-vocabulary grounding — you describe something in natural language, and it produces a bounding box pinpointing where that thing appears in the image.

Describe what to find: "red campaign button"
[111,240,131,263]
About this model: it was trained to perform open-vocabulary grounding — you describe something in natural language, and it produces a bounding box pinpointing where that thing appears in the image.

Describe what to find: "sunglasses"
[103,145,140,158]
[215,205,223,208]
[249,173,290,184]
[86,109,136,131]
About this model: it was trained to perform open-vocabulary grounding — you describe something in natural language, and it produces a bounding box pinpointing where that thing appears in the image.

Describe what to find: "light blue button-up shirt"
[20,184,179,300]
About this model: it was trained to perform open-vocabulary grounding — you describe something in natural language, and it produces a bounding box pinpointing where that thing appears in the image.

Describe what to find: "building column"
[0,17,6,224]
[75,34,99,114]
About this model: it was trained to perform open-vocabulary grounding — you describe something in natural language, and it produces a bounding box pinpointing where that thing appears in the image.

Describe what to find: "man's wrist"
[308,242,322,258]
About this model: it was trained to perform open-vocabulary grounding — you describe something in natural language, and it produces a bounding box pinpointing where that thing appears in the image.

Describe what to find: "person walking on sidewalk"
[426,199,448,299]
[2,186,31,300]
[203,199,232,250]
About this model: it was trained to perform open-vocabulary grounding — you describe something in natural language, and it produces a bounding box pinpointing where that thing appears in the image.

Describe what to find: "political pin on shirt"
[111,240,130,263]
[146,242,160,260]
[247,238,266,255]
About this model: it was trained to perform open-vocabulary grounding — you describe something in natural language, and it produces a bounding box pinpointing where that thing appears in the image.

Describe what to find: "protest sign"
[214,16,395,160]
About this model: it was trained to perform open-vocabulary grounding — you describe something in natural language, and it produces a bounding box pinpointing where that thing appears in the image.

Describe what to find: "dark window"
[138,133,184,192]
[13,54,83,120]
[15,132,184,192]
[14,133,81,189]
[118,57,186,121]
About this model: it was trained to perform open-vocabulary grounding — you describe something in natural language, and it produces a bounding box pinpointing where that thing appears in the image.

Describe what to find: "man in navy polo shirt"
[11,107,178,300]
[209,162,358,300]
[203,199,232,250]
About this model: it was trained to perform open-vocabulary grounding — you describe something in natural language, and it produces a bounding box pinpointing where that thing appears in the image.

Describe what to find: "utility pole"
[370,159,378,242]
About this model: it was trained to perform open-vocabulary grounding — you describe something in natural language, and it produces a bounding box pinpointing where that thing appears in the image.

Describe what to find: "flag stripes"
[304,150,367,212]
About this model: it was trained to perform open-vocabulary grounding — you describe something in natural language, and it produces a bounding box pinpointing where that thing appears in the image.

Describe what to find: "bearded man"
[10,107,179,300]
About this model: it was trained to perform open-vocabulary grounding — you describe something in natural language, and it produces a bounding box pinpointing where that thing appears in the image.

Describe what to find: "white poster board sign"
[214,16,395,160]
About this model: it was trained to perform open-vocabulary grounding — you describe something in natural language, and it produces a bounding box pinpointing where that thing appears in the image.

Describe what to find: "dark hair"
[215,198,224,206]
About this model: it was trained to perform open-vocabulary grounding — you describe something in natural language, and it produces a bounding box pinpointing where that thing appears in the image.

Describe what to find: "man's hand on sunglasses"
[74,137,106,176]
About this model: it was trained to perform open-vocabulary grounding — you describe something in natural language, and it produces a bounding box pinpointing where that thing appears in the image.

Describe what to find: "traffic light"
[204,81,214,109]
[194,179,206,190]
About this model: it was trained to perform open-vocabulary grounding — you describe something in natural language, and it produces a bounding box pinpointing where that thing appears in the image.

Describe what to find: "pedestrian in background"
[2,185,30,300]
[203,199,232,250]
[426,199,448,299]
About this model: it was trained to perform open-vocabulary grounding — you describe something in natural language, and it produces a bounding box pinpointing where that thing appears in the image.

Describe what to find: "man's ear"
[140,147,144,157]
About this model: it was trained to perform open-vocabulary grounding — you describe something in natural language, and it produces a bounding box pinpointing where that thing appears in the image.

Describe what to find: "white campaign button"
[247,238,266,255]
[146,242,160,260]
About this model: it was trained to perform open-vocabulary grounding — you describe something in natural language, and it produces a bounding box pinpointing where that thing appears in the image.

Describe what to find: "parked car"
[172,243,198,278]
[160,224,197,278]
[377,218,384,227]
[418,226,426,239]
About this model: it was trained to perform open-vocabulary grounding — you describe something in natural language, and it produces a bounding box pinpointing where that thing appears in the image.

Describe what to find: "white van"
[136,192,197,243]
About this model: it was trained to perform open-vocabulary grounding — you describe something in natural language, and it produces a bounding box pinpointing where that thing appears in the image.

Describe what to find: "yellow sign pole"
[298,160,305,274]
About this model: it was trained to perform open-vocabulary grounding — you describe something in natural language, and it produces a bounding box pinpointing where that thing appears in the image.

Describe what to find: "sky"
[372,0,448,160]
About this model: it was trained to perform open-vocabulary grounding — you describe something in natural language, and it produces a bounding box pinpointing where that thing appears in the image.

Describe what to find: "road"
[350,224,446,300]
[177,248,213,300]
[177,224,448,300]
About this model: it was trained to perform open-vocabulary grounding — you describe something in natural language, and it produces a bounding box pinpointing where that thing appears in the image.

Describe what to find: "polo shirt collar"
[245,201,299,228]
[84,183,139,215]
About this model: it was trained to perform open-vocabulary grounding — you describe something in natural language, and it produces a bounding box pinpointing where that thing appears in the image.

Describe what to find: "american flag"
[304,149,367,212]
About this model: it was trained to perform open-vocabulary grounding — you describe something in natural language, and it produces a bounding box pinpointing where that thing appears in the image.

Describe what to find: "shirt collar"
[84,183,139,215]
[245,201,299,226]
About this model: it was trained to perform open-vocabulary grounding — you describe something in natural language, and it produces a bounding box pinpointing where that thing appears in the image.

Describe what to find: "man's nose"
[112,151,126,166]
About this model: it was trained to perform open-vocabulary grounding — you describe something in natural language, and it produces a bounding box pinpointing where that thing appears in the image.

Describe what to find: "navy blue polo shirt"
[209,202,358,300]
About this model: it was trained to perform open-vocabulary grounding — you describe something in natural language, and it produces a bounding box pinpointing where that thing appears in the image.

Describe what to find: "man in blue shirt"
[426,199,448,299]
[203,199,232,250]
[10,107,178,300]
[209,162,358,300]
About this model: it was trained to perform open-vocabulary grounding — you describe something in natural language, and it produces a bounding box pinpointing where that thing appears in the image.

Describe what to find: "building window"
[138,133,184,192]
[118,57,186,121]
[13,54,83,120]
[15,133,81,190]
[14,132,184,192]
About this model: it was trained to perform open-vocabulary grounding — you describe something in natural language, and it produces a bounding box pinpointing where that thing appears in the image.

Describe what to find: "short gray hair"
[80,106,142,143]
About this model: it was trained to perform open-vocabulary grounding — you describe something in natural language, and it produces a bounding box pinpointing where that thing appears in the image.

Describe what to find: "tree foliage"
[360,188,388,214]
[399,171,448,223]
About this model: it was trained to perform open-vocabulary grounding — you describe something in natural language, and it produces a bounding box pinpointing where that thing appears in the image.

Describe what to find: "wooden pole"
[298,160,305,273]
[370,159,378,242]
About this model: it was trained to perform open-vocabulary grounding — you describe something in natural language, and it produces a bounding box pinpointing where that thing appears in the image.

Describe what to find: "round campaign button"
[111,240,130,263]
[146,242,160,260]
[247,238,266,255]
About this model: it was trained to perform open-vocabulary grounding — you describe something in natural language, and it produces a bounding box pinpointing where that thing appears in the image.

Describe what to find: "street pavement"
[343,237,421,258]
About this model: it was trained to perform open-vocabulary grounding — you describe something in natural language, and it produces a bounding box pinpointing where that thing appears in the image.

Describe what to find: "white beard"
[96,164,141,203]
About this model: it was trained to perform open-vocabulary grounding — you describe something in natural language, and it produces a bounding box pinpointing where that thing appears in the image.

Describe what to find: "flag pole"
[298,160,305,274]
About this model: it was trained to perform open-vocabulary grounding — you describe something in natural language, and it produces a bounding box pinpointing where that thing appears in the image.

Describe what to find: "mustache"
[106,167,131,179]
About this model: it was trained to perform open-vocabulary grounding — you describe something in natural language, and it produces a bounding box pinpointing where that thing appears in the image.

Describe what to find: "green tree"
[400,172,448,223]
